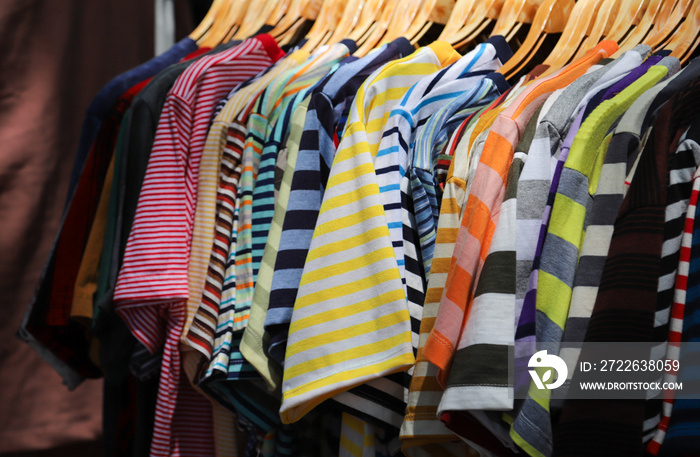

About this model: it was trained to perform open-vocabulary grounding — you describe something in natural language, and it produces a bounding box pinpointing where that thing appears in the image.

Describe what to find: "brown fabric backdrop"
[0,1,154,453]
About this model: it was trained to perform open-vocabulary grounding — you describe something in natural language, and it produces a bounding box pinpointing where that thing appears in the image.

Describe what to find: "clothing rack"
[19,2,700,457]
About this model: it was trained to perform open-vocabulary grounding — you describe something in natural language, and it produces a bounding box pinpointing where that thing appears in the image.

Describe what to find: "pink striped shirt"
[114,35,284,457]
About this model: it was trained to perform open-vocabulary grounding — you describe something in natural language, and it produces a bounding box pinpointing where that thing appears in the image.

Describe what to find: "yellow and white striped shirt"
[280,41,460,426]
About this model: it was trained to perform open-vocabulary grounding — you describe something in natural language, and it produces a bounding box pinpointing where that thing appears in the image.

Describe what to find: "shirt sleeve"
[113,93,194,351]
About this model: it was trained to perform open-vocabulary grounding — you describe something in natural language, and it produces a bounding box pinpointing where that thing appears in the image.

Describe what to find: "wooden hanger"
[604,0,649,45]
[496,0,575,80]
[269,0,317,40]
[324,0,368,45]
[222,1,251,42]
[438,0,479,42]
[300,0,348,52]
[490,0,542,43]
[353,0,422,57]
[380,0,425,43]
[233,0,281,40]
[665,0,700,63]
[351,0,398,48]
[402,0,456,45]
[449,0,505,50]
[643,0,693,50]
[347,0,388,45]
[190,0,226,41]
[612,0,663,55]
[200,0,249,47]
[300,0,325,18]
[197,0,232,46]
[569,0,619,62]
[539,0,607,76]
[427,0,456,24]
[267,0,293,29]
[274,0,324,45]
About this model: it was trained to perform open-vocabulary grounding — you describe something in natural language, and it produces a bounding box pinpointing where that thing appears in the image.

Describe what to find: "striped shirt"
[202,106,255,385]
[164,44,272,457]
[512,62,673,457]
[227,42,353,381]
[200,48,343,386]
[522,53,669,380]
[404,72,510,327]
[401,117,476,454]
[407,73,510,278]
[424,41,617,385]
[510,55,645,404]
[426,56,600,446]
[199,49,356,454]
[233,42,354,339]
[553,65,688,454]
[644,75,697,447]
[240,94,314,390]
[557,67,679,395]
[114,35,282,333]
[648,153,700,455]
[553,70,697,457]
[182,52,301,358]
[326,41,477,434]
[443,113,544,457]
[407,91,530,452]
[375,36,511,287]
[400,92,518,454]
[438,72,579,412]
[247,41,355,330]
[280,41,461,427]
[363,38,508,402]
[113,36,284,457]
[362,43,510,451]
[188,110,247,377]
[397,45,513,369]
[181,100,274,455]
[92,47,234,351]
[184,53,304,365]
[513,48,648,366]
[266,38,415,370]
[351,46,512,425]
[437,109,541,452]
[400,75,512,442]
[636,63,696,447]
[662,129,700,456]
[633,60,700,453]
